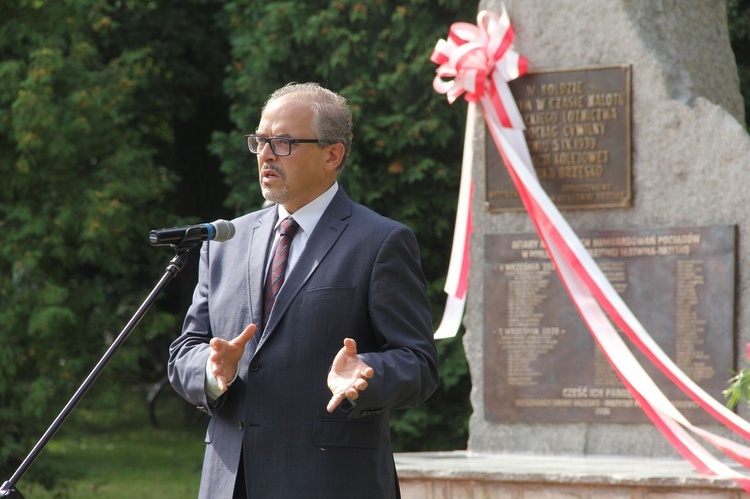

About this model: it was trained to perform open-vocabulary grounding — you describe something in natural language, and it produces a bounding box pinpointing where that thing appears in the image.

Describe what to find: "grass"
[12,380,207,498]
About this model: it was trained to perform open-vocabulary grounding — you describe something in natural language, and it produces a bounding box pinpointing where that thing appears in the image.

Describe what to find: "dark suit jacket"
[168,187,439,498]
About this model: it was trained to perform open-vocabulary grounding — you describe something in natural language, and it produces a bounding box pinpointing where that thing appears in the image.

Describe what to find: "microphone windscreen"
[212,219,236,242]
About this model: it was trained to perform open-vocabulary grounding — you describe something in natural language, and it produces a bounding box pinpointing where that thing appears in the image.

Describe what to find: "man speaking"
[168,82,439,498]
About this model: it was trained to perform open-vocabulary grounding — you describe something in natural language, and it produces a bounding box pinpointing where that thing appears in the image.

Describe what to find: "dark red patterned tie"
[262,217,299,330]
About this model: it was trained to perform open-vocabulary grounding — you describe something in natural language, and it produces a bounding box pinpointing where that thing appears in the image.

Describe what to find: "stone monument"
[397,0,750,496]
[464,0,750,458]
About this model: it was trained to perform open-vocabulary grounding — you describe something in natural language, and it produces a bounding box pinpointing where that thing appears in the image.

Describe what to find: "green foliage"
[728,0,750,123]
[212,0,476,451]
[0,0,183,489]
[724,367,750,408]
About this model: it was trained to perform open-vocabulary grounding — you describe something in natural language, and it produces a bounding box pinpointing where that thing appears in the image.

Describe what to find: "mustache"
[261,164,286,180]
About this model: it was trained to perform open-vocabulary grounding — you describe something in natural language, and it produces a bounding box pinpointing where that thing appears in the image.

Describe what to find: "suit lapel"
[255,189,352,353]
[247,209,276,352]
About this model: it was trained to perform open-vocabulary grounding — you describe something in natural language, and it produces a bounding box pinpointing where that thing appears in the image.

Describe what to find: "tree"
[728,0,750,124]
[0,0,190,488]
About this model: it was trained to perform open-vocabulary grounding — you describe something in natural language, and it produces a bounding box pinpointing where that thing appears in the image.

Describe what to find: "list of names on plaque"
[675,259,712,381]
[483,226,735,423]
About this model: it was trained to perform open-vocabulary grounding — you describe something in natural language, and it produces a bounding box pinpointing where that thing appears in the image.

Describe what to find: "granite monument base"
[396,451,746,498]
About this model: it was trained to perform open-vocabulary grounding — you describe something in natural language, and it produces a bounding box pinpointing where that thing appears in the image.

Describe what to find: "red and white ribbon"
[433,6,750,491]
[434,102,474,339]
[432,6,528,339]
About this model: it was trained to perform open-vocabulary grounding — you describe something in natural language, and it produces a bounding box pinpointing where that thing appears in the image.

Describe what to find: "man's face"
[256,95,336,213]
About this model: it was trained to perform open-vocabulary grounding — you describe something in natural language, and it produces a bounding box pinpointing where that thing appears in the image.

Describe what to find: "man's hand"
[209,324,256,392]
[326,338,374,413]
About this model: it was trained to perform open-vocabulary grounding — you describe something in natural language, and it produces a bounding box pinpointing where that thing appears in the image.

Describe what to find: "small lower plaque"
[483,225,735,423]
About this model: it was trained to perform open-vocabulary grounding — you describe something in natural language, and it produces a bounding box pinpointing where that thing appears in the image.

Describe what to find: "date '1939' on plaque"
[486,65,632,211]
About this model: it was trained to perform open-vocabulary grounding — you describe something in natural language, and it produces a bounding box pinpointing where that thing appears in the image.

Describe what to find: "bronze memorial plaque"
[483,226,736,423]
[486,65,632,211]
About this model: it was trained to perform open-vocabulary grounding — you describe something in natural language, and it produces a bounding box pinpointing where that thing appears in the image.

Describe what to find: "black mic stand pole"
[1,244,195,499]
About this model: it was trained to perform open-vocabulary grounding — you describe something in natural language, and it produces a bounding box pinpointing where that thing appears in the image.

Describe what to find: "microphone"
[149,219,236,247]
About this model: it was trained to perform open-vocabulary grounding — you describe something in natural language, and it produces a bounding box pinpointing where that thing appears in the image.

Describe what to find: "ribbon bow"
[431,7,528,129]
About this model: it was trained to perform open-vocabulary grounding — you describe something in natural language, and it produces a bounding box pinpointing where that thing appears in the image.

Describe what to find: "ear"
[324,143,346,172]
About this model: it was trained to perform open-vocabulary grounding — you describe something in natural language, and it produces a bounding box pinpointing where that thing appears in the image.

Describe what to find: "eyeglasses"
[246,134,321,156]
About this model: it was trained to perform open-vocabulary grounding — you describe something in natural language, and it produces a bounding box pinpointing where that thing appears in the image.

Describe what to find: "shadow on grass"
[16,381,206,499]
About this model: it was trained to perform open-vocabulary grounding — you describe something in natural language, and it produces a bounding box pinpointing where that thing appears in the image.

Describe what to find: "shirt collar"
[275,181,339,236]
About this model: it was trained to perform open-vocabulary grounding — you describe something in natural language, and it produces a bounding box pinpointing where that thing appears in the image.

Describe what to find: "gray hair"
[263,82,353,172]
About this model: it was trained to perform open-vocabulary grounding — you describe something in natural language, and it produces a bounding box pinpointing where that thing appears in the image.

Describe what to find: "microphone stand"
[1,243,196,499]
